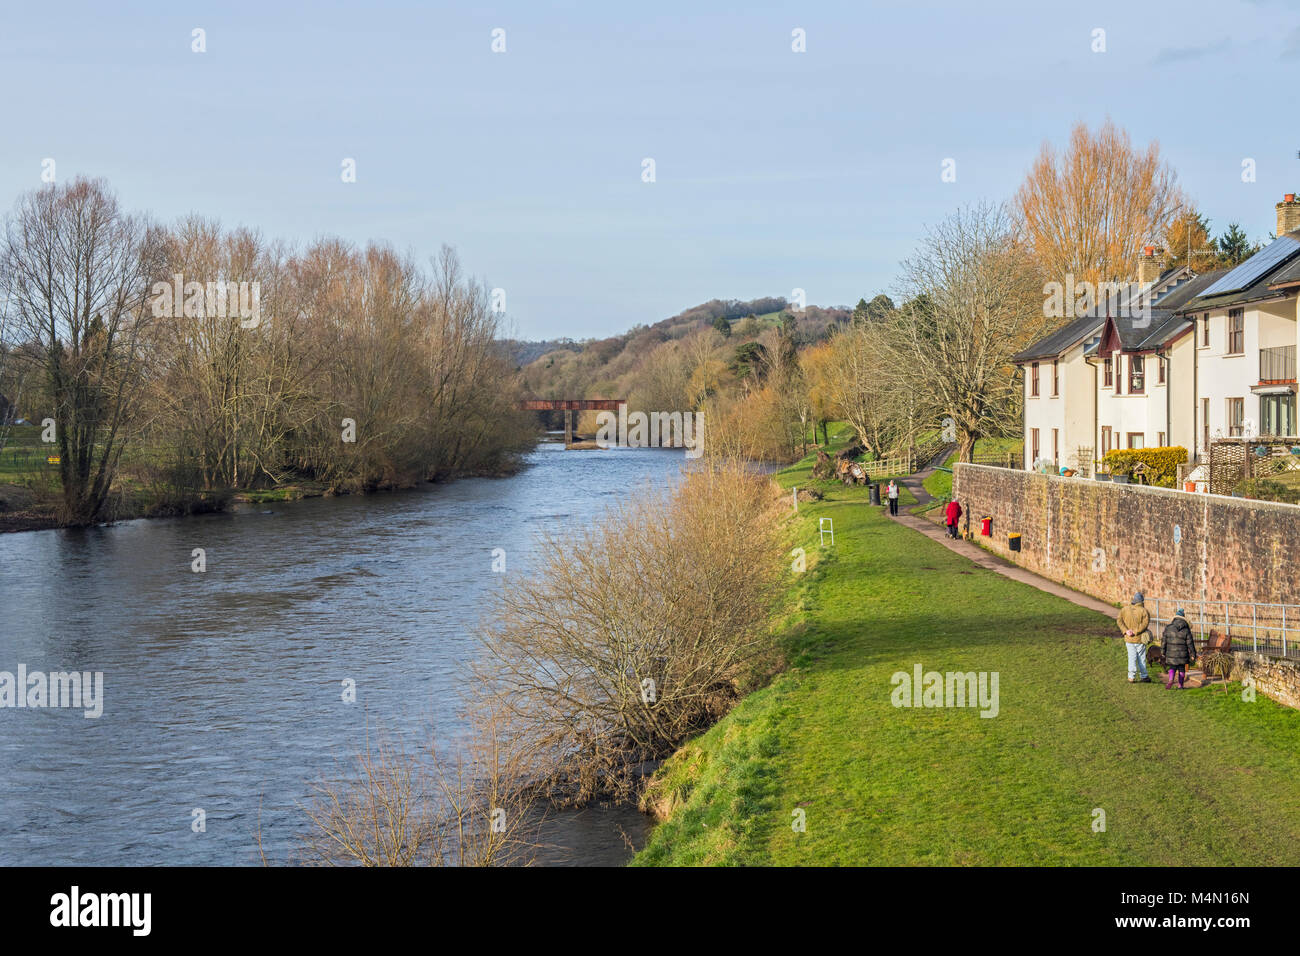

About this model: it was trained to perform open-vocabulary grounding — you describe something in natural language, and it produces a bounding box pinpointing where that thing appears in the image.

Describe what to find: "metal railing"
[1259,344,1297,383]
[1147,597,1299,660]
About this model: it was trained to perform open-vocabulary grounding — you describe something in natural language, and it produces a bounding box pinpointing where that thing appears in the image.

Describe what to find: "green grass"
[634,449,1300,866]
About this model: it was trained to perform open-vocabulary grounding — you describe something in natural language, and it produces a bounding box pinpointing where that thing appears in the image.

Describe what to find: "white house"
[1015,260,1197,472]
[1089,268,1221,460]
[1015,194,1300,471]
[1174,196,1300,457]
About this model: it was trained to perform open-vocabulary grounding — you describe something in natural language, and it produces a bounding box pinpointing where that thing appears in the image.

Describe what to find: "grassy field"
[633,448,1300,865]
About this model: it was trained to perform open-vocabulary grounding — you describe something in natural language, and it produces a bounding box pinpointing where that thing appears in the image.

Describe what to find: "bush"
[1101,446,1187,484]
[476,460,789,804]
[1235,476,1300,504]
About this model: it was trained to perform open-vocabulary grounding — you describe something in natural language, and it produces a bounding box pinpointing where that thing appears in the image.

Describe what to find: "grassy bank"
[633,449,1300,865]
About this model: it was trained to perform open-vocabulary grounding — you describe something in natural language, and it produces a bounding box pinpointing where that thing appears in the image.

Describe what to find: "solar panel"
[1201,236,1300,296]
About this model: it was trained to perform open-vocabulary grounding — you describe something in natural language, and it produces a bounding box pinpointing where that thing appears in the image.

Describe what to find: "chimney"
[1278,194,1300,237]
[1137,245,1165,286]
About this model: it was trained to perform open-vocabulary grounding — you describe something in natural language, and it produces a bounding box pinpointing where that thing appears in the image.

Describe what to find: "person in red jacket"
[944,498,963,539]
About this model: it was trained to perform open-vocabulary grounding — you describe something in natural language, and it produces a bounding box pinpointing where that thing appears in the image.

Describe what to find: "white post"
[792,487,798,512]
[819,517,834,547]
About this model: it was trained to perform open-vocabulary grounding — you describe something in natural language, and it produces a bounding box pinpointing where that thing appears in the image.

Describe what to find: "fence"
[971,450,1022,470]
[1147,597,1299,660]
[859,454,912,479]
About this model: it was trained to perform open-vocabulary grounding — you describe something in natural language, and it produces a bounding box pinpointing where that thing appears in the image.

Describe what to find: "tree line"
[0,178,533,525]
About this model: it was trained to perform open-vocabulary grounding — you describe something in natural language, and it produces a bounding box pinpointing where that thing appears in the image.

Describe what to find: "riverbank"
[632,448,1300,865]
[0,454,528,535]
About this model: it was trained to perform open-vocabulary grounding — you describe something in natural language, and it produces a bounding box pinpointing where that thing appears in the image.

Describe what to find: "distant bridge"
[519,398,626,447]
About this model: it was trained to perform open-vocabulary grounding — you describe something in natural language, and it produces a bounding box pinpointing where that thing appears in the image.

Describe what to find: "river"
[0,441,689,866]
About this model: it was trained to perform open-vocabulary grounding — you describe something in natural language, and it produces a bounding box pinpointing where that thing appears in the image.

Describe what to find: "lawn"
[634,450,1300,865]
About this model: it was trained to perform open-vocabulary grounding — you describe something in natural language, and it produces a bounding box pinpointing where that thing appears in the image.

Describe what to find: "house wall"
[1169,335,1197,452]
[1096,349,1175,452]
[1061,343,1095,470]
[1023,359,1065,468]
[1196,297,1297,440]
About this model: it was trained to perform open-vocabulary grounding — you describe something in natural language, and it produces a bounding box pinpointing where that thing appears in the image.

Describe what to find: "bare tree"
[1,179,166,523]
[880,203,1045,462]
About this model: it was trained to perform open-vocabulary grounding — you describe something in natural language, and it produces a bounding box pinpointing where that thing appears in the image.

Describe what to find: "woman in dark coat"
[1161,608,1198,689]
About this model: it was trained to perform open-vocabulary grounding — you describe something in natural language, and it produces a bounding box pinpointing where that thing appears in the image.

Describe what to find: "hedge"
[1100,446,1188,486]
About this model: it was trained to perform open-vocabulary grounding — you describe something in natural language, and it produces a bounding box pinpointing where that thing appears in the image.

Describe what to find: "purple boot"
[1164,668,1176,690]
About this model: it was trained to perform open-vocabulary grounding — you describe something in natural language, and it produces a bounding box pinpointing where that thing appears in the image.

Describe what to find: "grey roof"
[1111,310,1190,351]
[1014,267,1214,363]
[1012,313,1104,363]
[1147,269,1228,312]
[1267,253,1300,288]
[1095,272,1231,354]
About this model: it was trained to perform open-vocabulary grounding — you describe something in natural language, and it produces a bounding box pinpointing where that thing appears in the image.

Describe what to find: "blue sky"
[3,0,1298,339]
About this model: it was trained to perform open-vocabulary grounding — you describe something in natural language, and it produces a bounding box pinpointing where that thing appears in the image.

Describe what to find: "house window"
[1103,356,1113,388]
[1157,431,1165,447]
[1129,355,1145,394]
[1202,398,1210,452]
[1052,360,1059,397]
[1201,314,1209,347]
[1101,426,1112,455]
[1031,428,1040,463]
[1030,363,1039,397]
[1157,356,1165,385]
[1228,309,1245,355]
[1127,432,1145,449]
[1227,397,1245,436]
[1260,394,1296,437]
[1052,428,1059,465]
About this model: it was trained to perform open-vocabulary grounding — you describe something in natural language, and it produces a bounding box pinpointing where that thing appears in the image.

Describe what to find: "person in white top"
[886,479,899,516]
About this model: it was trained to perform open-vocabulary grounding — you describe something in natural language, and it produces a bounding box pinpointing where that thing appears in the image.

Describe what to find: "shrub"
[476,460,789,804]
[1235,477,1300,504]
[1101,446,1187,484]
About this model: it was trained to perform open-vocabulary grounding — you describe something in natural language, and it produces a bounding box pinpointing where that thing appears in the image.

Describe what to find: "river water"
[0,442,688,866]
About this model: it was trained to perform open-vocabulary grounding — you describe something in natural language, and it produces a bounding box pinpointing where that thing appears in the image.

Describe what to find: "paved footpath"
[893,460,1117,618]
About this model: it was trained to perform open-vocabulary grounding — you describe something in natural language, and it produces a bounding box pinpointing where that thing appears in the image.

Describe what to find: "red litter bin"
[980,516,992,537]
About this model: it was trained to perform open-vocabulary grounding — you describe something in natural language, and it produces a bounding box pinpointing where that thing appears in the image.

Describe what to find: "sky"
[2,0,1298,340]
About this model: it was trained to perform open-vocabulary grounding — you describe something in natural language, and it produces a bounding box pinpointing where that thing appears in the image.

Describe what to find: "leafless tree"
[879,203,1045,462]
[1,179,167,523]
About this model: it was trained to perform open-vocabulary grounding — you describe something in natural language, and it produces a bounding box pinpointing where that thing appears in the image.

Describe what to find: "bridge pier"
[518,398,625,450]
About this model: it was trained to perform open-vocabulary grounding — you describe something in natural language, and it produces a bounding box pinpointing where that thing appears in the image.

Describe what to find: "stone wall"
[1232,653,1300,710]
[951,463,1300,608]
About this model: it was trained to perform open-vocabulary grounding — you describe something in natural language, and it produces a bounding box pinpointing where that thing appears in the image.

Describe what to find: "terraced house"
[1016,194,1300,473]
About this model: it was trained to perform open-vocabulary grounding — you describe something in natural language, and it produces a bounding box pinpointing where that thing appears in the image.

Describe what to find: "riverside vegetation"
[296,458,793,865]
[0,178,534,530]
